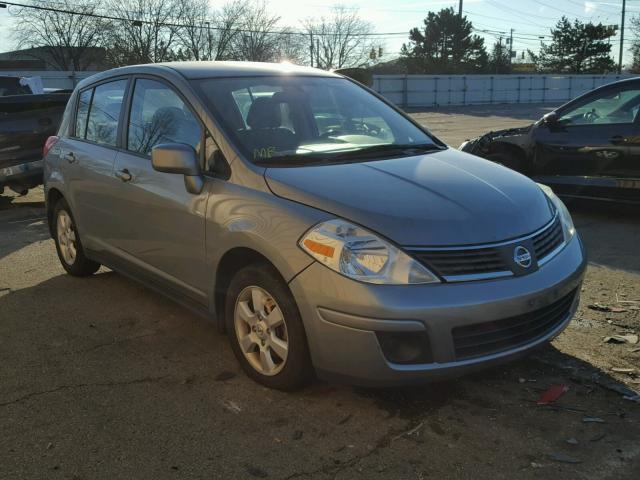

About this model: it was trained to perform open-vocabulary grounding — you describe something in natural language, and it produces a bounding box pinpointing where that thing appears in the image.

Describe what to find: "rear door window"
[85,80,127,146]
[127,78,203,156]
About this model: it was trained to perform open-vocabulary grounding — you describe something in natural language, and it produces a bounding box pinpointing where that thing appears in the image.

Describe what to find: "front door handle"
[115,169,132,182]
[610,135,626,145]
[63,152,76,163]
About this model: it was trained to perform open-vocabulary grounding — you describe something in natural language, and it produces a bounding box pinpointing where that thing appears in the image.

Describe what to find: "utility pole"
[458,0,463,16]
[619,0,626,73]
[310,31,314,68]
[509,28,514,71]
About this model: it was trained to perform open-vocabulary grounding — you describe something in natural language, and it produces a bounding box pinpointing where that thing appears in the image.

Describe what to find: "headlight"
[299,219,440,285]
[538,184,575,242]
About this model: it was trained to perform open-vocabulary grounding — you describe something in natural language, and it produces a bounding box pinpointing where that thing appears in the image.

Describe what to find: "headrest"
[246,97,281,129]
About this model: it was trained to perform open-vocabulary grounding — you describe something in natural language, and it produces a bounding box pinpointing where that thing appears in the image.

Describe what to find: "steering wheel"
[319,128,345,139]
[345,119,384,137]
[583,110,600,123]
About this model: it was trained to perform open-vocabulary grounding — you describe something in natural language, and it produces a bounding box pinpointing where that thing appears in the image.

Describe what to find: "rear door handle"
[610,135,626,145]
[115,169,132,182]
[63,152,76,163]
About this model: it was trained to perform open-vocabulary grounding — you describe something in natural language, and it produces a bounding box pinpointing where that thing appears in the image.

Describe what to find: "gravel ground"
[0,103,638,479]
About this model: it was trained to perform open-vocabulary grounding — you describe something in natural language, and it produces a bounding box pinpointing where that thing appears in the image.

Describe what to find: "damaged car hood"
[265,148,554,246]
[460,124,533,153]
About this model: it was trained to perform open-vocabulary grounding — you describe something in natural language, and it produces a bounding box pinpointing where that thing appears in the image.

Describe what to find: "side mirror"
[543,111,559,126]
[151,143,204,194]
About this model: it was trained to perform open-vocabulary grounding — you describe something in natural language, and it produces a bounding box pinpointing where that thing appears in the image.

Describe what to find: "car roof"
[595,76,640,89]
[159,61,340,79]
[75,61,340,89]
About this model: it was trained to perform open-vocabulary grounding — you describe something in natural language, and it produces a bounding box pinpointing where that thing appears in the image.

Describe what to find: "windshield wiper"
[322,143,444,161]
[254,143,444,167]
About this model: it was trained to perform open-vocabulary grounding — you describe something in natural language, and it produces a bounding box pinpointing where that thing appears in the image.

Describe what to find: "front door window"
[558,87,640,126]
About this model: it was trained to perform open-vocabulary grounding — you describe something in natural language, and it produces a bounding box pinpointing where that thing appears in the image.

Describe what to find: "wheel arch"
[486,141,529,174]
[46,187,65,237]
[213,246,296,333]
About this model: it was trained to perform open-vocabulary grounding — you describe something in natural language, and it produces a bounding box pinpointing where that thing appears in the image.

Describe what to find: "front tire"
[225,263,313,390]
[53,198,100,277]
[486,152,525,173]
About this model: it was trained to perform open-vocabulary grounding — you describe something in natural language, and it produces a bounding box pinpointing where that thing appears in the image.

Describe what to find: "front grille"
[533,217,564,261]
[452,289,577,360]
[408,215,565,281]
[411,247,507,277]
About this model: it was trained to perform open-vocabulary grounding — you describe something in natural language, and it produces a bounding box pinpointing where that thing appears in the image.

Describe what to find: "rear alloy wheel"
[225,263,313,390]
[53,199,100,276]
[56,209,77,265]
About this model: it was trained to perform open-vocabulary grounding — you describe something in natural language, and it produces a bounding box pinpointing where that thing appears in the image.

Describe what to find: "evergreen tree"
[531,17,616,73]
[488,40,511,74]
[400,8,488,74]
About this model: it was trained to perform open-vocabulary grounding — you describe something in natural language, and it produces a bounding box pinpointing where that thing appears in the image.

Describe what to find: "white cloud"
[585,1,598,14]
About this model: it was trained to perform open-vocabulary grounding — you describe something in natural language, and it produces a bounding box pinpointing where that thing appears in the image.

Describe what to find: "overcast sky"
[0,0,638,66]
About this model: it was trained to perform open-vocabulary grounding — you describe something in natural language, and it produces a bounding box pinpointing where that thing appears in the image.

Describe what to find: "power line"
[464,8,550,29]
[0,1,409,37]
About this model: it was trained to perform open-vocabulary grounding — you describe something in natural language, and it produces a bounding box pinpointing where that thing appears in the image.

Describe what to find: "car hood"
[264,148,553,246]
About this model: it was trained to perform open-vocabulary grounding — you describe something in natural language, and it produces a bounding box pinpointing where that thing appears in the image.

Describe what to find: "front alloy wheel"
[234,286,289,376]
[225,263,313,390]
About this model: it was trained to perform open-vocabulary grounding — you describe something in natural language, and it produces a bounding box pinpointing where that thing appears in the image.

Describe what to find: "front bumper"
[0,159,43,189]
[289,234,586,386]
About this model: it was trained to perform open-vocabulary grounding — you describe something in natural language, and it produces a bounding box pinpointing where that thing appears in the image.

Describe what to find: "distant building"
[0,46,107,71]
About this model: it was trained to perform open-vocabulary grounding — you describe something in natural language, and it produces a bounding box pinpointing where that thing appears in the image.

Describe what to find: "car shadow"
[352,343,637,423]
[0,196,45,211]
[0,208,49,260]
[3,270,635,405]
[568,199,640,275]
[0,189,49,260]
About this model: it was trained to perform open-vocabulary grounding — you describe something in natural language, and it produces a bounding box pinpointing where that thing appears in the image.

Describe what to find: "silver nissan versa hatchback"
[44,62,586,390]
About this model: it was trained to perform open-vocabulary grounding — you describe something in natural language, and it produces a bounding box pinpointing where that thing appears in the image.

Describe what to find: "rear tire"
[53,198,100,277]
[225,263,313,391]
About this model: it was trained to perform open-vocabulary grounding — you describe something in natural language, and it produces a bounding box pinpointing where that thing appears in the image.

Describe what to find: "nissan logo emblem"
[514,246,532,268]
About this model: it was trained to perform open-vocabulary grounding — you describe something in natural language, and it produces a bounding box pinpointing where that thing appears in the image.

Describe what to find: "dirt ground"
[1,104,639,479]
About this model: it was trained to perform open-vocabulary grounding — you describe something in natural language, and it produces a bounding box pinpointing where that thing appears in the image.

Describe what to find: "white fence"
[3,70,636,107]
[0,70,97,89]
[373,74,637,107]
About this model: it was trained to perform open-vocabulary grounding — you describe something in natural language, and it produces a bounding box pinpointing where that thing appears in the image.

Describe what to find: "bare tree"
[104,0,184,66]
[230,1,283,62]
[12,0,106,70]
[178,0,213,61]
[214,0,249,60]
[274,31,307,64]
[630,15,640,73]
[303,6,374,70]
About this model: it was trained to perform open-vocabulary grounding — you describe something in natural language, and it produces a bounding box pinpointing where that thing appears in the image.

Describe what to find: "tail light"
[43,135,59,158]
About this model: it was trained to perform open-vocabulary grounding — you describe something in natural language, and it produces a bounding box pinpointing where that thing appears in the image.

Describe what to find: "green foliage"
[400,8,488,74]
[488,41,511,74]
[630,15,640,73]
[531,17,616,73]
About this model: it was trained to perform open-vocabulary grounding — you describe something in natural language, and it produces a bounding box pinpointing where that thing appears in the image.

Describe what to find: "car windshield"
[193,76,441,165]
